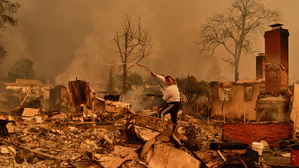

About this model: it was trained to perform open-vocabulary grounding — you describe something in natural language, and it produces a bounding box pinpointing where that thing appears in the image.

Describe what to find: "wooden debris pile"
[0,79,268,167]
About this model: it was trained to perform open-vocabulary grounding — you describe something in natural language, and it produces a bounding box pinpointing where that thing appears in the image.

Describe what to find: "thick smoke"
[0,0,298,86]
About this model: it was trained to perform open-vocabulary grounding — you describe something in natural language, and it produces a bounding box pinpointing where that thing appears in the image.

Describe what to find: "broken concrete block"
[167,147,201,168]
[0,146,9,154]
[0,114,7,120]
[134,126,160,141]
[148,142,200,168]
[141,138,156,158]
[112,145,137,158]
[95,146,139,168]
[146,147,153,163]
[22,108,39,117]
[148,142,171,167]
[95,155,123,168]
[8,146,16,155]
[6,122,15,133]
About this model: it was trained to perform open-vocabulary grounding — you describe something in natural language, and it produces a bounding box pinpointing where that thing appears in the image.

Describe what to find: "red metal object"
[291,145,299,165]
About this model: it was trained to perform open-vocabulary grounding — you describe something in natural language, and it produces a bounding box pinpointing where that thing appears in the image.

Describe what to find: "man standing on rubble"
[150,71,181,125]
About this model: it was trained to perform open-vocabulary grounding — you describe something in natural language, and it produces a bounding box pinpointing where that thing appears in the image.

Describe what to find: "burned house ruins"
[0,24,297,168]
[209,24,295,149]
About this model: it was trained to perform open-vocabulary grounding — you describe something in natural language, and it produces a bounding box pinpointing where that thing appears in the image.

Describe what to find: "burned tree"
[114,13,151,94]
[177,75,210,107]
[0,0,20,63]
[104,65,118,92]
[195,0,280,82]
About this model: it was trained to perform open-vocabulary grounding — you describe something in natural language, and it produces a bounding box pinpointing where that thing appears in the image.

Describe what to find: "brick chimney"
[256,53,265,80]
[264,24,289,94]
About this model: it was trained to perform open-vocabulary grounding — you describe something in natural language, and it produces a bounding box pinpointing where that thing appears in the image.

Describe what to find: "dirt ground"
[262,150,296,167]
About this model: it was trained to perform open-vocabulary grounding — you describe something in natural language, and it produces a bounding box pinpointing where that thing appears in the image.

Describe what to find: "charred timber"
[10,97,42,116]
[68,80,94,108]
[210,142,249,150]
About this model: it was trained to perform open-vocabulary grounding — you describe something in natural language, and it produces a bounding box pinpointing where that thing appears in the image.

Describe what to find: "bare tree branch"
[195,0,280,81]
[114,13,152,94]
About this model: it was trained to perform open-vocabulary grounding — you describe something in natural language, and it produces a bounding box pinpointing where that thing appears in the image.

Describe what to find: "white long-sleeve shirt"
[157,75,180,103]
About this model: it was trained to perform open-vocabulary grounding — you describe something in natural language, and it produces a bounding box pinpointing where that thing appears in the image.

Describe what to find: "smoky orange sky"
[0,0,298,85]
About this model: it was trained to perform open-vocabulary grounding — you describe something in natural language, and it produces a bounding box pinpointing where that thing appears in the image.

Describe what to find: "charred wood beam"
[68,80,94,109]
[10,97,42,116]
[210,142,249,150]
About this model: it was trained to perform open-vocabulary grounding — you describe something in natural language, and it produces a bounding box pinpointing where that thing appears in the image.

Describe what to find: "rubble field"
[0,105,296,168]
[0,79,296,168]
